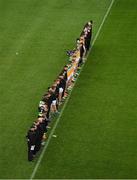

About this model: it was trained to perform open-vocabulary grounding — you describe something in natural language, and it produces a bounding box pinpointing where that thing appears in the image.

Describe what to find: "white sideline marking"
[30,0,115,179]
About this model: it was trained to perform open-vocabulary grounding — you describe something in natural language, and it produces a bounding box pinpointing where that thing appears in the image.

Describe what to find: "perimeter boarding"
[26,21,93,161]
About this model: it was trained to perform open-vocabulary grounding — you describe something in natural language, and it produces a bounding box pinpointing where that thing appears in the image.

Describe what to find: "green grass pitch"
[0,0,137,179]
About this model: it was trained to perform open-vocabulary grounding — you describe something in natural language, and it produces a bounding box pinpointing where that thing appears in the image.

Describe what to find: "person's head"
[49,86,55,92]
[48,88,53,94]
[38,117,43,122]
[59,75,63,79]
[53,85,56,89]
[88,20,93,26]
[56,79,60,85]
[76,38,80,43]
[30,126,36,131]
[72,57,76,61]
[46,92,51,97]
[84,27,88,32]
[72,54,76,59]
[44,105,48,112]
[34,120,39,126]
[41,113,46,119]
[42,96,47,102]
[43,93,48,97]
[80,41,83,46]
[64,66,68,71]
[80,36,84,41]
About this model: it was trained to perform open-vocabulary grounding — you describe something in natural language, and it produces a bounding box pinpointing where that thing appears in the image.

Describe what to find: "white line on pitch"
[30,0,115,179]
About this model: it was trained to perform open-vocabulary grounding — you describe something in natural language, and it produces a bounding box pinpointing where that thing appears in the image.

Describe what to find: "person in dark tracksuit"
[33,119,44,154]
[86,27,92,51]
[58,75,66,103]
[55,79,60,109]
[85,20,93,51]
[78,41,85,66]
[26,126,37,161]
[61,66,68,98]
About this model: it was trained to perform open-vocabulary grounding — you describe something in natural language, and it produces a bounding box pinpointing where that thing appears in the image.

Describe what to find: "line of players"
[26,20,93,161]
